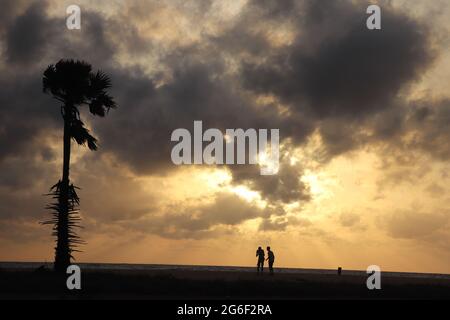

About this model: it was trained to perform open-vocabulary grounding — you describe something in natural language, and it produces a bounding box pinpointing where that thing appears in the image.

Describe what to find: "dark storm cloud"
[241,1,433,119]
[2,1,132,68]
[0,1,31,39]
[209,0,443,163]
[0,1,62,168]
[0,73,58,161]
[370,100,450,163]
[55,11,116,66]
[405,100,450,161]
[5,2,55,65]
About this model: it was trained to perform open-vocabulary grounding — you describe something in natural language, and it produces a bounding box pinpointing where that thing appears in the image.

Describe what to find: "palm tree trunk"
[54,108,71,272]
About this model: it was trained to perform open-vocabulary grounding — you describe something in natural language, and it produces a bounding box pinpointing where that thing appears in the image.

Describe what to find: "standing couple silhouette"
[256,246,275,275]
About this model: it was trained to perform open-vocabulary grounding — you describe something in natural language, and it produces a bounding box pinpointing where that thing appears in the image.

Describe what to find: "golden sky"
[0,0,449,273]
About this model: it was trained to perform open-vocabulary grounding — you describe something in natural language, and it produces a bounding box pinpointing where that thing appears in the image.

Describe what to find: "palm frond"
[89,93,117,116]
[41,180,86,260]
[70,118,98,150]
[43,59,118,120]
[90,71,112,91]
[43,59,92,104]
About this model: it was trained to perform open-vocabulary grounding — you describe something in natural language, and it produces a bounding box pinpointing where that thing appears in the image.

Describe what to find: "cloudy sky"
[0,0,449,273]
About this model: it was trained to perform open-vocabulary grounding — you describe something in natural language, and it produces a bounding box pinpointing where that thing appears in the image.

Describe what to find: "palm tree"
[42,59,116,272]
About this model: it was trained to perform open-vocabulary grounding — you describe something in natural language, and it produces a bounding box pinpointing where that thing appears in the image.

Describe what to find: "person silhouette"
[266,246,275,275]
[256,246,265,274]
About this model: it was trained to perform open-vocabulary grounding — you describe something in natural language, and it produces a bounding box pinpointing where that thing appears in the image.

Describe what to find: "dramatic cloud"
[259,215,311,232]
[119,192,271,239]
[379,209,450,239]
[241,0,433,117]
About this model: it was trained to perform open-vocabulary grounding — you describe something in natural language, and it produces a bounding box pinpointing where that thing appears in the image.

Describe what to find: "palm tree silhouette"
[42,59,116,272]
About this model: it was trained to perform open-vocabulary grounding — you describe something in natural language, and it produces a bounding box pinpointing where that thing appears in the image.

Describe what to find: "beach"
[1,262,450,299]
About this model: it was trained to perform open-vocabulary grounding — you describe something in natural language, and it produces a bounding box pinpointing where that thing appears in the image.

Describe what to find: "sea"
[1,261,450,279]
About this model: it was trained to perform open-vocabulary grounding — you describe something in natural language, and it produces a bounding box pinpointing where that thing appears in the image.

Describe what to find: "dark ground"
[1,267,450,299]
